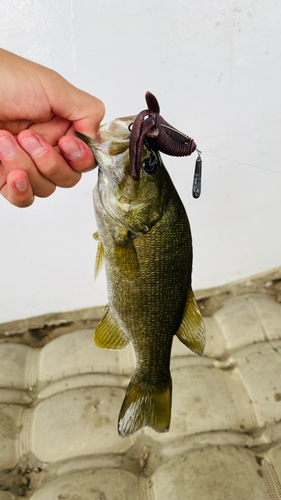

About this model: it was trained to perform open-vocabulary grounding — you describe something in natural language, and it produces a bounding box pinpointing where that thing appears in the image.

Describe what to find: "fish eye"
[142,155,158,175]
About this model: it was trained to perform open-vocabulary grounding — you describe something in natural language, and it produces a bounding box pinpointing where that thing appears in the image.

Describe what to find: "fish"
[80,100,205,438]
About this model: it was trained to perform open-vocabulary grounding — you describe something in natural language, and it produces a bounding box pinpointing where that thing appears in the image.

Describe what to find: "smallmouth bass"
[81,107,205,437]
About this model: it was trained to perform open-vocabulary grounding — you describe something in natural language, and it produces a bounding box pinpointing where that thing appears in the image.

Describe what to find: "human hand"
[0,49,105,207]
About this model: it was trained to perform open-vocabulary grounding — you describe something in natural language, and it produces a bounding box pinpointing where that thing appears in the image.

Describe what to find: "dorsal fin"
[176,289,205,356]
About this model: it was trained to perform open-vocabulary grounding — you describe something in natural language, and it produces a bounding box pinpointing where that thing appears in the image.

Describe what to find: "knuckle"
[41,157,60,178]
[63,175,81,188]
[96,99,105,122]
[16,198,34,208]
[35,184,56,198]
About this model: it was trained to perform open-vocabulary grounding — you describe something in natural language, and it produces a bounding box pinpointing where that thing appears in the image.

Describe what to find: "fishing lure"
[129,92,202,198]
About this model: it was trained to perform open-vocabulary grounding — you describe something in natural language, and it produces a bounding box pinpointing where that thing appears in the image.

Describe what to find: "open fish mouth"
[82,116,134,179]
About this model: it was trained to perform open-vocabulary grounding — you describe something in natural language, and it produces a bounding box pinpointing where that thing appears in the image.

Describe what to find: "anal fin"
[94,305,129,350]
[177,288,205,356]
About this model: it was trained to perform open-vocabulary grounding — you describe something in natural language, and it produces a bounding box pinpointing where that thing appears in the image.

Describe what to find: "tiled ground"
[0,293,281,499]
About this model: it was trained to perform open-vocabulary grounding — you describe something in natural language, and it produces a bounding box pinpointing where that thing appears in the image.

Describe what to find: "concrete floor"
[0,291,281,499]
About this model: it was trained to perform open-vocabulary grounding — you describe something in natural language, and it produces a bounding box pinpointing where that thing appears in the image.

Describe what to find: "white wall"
[0,0,280,323]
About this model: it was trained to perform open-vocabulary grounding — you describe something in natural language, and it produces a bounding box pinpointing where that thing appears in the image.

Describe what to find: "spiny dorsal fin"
[94,241,104,280]
[94,305,129,350]
[176,288,205,356]
[118,373,172,437]
[93,231,100,241]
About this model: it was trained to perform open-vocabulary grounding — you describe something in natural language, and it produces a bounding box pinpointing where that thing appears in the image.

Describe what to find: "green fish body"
[86,116,205,437]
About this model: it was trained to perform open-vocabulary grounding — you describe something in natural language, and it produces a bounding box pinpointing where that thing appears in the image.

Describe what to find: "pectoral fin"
[94,305,129,350]
[94,241,105,280]
[177,289,205,356]
[114,239,139,275]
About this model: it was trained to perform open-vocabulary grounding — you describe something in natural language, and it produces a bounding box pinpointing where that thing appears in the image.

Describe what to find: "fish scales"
[83,112,205,437]
[110,193,190,377]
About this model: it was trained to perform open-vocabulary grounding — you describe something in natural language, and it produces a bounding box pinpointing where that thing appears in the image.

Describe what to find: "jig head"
[129,92,201,197]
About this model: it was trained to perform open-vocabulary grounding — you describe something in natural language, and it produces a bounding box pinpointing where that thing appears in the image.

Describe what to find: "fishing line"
[162,123,281,192]
[130,119,281,199]
[201,152,281,175]
[191,149,281,199]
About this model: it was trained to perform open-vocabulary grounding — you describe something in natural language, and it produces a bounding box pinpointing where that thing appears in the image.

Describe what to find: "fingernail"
[60,140,82,160]
[15,178,28,192]
[0,136,16,158]
[20,135,44,156]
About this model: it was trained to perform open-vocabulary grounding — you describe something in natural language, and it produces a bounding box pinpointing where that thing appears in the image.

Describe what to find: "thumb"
[42,70,105,138]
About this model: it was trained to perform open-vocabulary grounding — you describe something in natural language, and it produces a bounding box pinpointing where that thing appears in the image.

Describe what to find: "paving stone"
[202,316,227,358]
[0,344,32,389]
[39,330,117,381]
[161,430,251,458]
[262,422,281,447]
[30,469,139,500]
[246,294,281,340]
[38,330,135,382]
[152,447,270,500]
[145,364,241,441]
[1,293,281,498]
[260,445,281,498]
[32,387,132,462]
[0,493,15,500]
[213,295,266,352]
[265,444,281,482]
[0,388,32,405]
[233,341,281,426]
[38,373,129,399]
[0,405,22,469]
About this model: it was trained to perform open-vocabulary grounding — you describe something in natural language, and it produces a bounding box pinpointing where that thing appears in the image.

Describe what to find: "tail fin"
[118,373,172,437]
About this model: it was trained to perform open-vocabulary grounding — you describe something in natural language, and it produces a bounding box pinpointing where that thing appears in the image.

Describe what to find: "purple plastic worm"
[129,92,197,181]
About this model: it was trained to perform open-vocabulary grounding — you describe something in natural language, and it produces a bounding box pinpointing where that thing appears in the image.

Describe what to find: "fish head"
[90,116,169,236]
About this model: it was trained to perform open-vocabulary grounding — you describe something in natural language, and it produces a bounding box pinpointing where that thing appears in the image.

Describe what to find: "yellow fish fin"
[114,239,139,275]
[94,240,104,280]
[118,373,172,437]
[93,231,99,241]
[176,288,205,356]
[94,305,129,350]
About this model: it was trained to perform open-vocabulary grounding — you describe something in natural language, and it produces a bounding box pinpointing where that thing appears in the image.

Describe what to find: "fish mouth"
[94,147,130,185]
[89,115,135,182]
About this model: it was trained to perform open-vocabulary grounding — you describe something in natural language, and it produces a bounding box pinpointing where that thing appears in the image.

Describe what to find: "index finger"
[40,70,105,138]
